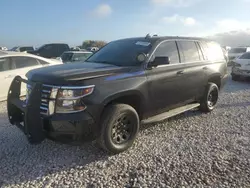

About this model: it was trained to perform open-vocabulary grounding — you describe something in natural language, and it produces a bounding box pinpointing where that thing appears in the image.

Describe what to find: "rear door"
[176,40,207,101]
[0,57,13,101]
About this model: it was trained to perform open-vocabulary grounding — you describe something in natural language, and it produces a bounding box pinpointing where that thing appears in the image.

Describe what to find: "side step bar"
[141,103,200,125]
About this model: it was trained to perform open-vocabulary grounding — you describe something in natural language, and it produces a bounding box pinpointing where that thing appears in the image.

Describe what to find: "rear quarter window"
[202,41,224,61]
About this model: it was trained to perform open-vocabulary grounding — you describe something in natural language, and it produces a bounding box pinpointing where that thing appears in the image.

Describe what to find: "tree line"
[80,40,107,49]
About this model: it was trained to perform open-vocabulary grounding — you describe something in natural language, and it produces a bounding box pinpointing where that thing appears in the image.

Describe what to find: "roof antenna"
[145,33,151,39]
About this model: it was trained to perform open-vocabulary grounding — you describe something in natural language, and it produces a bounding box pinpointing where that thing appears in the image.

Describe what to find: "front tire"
[98,104,140,154]
[199,83,219,112]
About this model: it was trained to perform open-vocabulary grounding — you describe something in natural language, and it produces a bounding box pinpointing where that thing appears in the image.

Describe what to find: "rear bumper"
[7,76,96,144]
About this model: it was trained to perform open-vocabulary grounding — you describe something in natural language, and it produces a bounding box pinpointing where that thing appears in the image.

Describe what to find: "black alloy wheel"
[98,104,140,154]
[199,83,219,112]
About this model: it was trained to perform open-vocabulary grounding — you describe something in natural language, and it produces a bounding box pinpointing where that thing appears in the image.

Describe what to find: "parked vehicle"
[28,43,70,59]
[231,52,250,81]
[0,46,8,51]
[228,47,250,66]
[87,47,99,52]
[9,46,34,52]
[0,51,62,101]
[7,36,228,154]
[222,46,231,51]
[60,51,93,63]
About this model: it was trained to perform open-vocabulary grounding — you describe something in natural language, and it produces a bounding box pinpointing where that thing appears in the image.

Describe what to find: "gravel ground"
[1,75,250,188]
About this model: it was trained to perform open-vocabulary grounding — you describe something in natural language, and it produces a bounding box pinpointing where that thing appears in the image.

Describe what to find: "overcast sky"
[1,0,250,47]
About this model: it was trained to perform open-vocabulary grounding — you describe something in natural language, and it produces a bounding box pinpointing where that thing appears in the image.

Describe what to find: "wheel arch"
[101,90,145,120]
[207,73,222,89]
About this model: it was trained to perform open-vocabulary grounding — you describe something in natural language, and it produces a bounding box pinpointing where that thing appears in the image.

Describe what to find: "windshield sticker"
[135,41,151,46]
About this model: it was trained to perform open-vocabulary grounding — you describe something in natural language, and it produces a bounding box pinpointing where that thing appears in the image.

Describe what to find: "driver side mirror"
[150,56,170,67]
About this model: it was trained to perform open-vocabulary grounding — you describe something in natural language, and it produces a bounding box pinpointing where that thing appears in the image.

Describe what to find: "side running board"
[141,103,200,125]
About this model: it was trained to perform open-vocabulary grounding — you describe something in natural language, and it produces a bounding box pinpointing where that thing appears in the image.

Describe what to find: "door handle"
[176,70,184,75]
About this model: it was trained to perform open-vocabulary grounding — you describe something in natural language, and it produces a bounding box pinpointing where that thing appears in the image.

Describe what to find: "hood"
[26,62,130,85]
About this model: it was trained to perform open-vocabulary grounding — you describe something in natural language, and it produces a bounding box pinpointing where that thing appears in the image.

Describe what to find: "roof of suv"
[115,36,212,43]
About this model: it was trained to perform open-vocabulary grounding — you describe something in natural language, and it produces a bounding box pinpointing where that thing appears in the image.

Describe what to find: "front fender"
[102,89,146,106]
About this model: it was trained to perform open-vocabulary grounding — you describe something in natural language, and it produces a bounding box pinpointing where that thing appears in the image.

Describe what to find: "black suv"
[7,36,228,154]
[28,43,70,58]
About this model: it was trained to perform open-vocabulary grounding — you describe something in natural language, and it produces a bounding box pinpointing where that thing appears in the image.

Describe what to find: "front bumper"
[231,68,250,78]
[7,76,95,144]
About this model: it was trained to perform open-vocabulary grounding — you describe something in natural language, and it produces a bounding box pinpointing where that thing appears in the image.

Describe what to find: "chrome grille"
[40,85,52,115]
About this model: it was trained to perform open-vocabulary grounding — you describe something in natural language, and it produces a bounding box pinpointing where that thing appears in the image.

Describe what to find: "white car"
[228,47,250,63]
[0,47,8,51]
[231,52,250,81]
[0,51,62,101]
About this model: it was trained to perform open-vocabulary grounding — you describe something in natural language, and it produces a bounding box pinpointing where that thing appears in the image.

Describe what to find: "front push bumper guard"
[7,76,46,144]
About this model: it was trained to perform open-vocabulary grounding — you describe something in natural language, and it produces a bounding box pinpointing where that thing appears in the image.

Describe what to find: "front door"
[145,40,188,116]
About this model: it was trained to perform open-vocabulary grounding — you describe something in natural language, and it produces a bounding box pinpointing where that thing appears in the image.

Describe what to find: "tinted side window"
[178,41,200,63]
[202,41,224,61]
[0,58,11,72]
[12,57,40,69]
[43,45,53,50]
[153,41,180,64]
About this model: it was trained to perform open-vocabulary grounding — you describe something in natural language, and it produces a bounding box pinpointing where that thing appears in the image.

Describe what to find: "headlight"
[49,85,95,114]
[234,62,241,67]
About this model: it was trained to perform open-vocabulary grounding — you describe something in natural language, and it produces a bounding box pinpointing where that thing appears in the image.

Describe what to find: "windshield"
[239,52,250,59]
[36,44,48,51]
[86,39,152,66]
[229,48,247,53]
[19,47,34,52]
[9,47,18,51]
[61,52,73,62]
[73,53,92,61]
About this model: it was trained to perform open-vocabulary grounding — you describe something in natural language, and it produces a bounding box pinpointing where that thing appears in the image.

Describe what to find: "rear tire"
[199,83,219,112]
[97,104,140,154]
